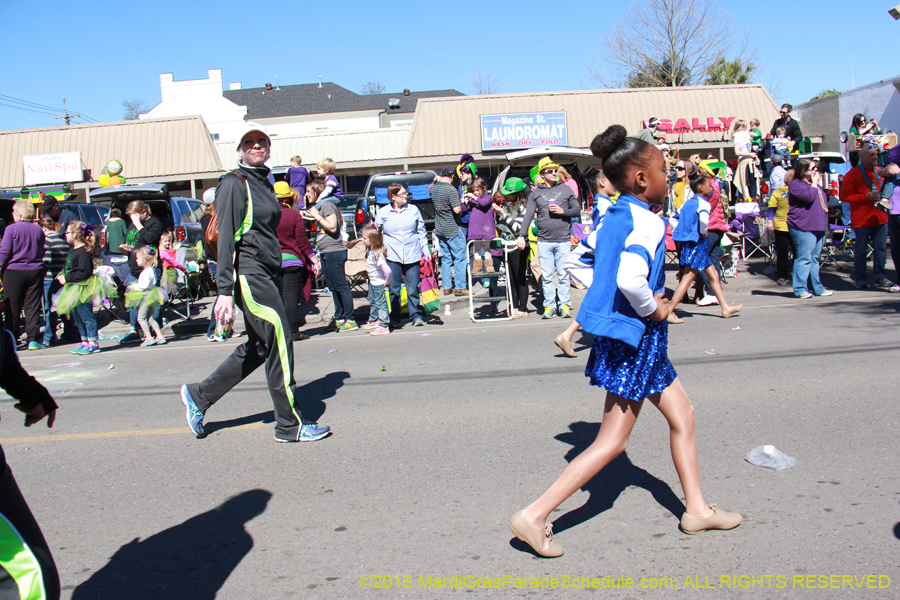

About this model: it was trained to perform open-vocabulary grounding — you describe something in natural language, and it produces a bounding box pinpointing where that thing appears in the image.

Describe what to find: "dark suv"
[88,183,205,247]
[362,170,439,229]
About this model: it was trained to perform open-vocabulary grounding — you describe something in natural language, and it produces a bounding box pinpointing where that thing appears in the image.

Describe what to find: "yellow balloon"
[98,173,110,187]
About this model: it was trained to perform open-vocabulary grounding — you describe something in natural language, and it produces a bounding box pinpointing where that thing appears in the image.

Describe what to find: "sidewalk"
[97,283,498,341]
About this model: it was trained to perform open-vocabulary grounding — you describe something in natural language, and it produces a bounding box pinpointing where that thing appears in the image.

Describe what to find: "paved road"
[2,261,898,599]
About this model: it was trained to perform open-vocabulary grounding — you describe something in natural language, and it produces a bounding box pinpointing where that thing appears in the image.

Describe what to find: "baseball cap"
[39,196,58,211]
[235,123,271,149]
[440,165,456,177]
[202,188,216,205]
[647,117,660,128]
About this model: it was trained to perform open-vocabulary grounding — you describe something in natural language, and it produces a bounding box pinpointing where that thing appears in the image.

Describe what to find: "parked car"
[362,170,439,229]
[88,183,205,248]
[490,147,600,213]
[59,202,111,229]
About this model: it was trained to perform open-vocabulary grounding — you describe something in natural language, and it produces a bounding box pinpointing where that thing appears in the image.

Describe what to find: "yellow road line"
[0,422,267,444]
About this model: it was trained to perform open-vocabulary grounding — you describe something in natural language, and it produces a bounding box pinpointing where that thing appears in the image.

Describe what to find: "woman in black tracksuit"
[180,127,331,443]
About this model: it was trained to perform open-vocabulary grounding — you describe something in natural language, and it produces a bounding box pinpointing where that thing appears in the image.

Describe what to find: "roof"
[405,85,780,158]
[216,128,411,171]
[0,116,223,190]
[223,82,464,119]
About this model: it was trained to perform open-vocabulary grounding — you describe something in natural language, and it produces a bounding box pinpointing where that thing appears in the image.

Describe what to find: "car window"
[171,199,192,224]
[79,205,104,227]
[187,200,204,222]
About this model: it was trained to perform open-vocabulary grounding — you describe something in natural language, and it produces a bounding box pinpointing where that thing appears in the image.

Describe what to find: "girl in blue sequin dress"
[666,172,742,324]
[508,125,742,559]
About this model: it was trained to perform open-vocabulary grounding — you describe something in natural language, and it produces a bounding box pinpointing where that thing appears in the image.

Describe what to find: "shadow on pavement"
[72,489,271,600]
[509,421,684,556]
[550,421,685,534]
[292,371,349,422]
[204,410,274,435]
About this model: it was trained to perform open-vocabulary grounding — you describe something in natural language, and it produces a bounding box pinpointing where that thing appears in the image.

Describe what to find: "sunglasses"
[675,166,686,170]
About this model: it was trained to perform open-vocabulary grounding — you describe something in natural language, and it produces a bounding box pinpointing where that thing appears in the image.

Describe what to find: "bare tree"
[470,71,502,95]
[588,0,741,88]
[360,81,386,95]
[122,99,148,120]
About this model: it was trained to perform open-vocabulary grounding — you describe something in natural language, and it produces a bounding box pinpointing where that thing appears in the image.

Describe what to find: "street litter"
[704,350,717,355]
[324,349,337,353]
[732,326,741,330]
[746,445,796,470]
[380,366,386,372]
[107,364,115,370]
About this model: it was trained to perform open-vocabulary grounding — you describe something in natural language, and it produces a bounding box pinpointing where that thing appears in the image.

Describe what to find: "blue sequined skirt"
[679,239,713,271]
[585,319,677,402]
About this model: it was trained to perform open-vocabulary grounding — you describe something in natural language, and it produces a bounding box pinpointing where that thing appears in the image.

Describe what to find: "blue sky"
[1,0,896,132]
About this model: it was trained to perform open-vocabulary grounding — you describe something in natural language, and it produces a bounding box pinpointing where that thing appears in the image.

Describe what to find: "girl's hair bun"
[590,125,628,161]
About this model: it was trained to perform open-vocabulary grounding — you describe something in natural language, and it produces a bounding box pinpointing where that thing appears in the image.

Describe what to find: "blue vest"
[672,195,702,243]
[577,195,667,349]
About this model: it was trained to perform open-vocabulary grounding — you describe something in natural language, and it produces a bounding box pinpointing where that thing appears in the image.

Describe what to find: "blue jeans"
[387,260,421,326]
[367,283,389,326]
[321,250,355,322]
[852,223,888,283]
[72,301,98,342]
[42,279,60,344]
[700,230,726,295]
[537,241,571,309]
[437,229,467,290]
[789,228,826,296]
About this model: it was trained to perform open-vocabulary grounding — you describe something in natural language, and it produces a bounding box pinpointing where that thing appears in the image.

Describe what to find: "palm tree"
[704,58,755,85]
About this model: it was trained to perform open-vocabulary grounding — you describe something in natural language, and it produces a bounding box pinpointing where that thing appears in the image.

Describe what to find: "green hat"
[500,177,526,195]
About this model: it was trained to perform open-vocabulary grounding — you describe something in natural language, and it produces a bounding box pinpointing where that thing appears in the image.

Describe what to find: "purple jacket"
[787,179,827,233]
[0,221,45,271]
[461,194,502,256]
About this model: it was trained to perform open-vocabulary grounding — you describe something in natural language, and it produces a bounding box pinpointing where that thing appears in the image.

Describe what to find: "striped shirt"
[43,232,69,279]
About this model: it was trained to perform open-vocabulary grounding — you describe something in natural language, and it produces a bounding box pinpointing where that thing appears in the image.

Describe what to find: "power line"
[0,101,58,116]
[0,94,60,113]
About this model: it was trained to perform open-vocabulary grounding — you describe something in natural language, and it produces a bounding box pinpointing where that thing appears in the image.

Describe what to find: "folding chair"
[344,239,368,293]
[166,247,204,320]
[665,223,679,265]
[821,224,851,269]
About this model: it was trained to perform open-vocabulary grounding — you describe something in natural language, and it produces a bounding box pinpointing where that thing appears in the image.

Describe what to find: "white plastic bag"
[746,445,796,471]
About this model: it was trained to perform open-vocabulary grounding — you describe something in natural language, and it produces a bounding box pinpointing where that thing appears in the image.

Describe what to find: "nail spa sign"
[653,117,736,133]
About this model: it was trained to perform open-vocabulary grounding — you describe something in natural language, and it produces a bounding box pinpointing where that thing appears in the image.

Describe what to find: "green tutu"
[125,286,168,310]
[160,268,179,296]
[53,276,118,315]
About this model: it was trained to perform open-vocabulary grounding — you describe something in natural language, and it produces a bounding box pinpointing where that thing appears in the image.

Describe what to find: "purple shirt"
[0,220,45,271]
[287,166,309,198]
[787,179,828,232]
[891,185,900,216]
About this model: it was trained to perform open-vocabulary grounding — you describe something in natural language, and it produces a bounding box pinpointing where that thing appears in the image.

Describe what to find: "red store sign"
[656,117,736,133]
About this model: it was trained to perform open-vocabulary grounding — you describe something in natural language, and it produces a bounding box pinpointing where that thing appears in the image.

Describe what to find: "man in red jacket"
[839,147,897,290]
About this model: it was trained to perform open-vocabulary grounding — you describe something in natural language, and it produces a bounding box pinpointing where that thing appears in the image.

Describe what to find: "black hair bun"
[590,125,628,161]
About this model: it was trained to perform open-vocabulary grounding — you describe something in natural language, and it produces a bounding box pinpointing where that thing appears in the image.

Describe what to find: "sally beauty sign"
[22,152,84,186]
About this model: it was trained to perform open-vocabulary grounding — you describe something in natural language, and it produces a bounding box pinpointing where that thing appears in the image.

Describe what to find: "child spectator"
[461,178,501,302]
[286,155,310,208]
[314,158,344,209]
[360,224,391,335]
[772,127,793,165]
[54,222,114,355]
[158,231,188,296]
[749,118,763,151]
[125,247,168,346]
[39,216,69,347]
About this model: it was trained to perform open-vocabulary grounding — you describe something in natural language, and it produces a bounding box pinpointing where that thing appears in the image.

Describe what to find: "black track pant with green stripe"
[0,446,60,600]
[193,273,308,440]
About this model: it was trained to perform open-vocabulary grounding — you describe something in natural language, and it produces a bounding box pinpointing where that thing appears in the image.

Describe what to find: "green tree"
[809,89,839,101]
[705,58,756,85]
[626,58,691,88]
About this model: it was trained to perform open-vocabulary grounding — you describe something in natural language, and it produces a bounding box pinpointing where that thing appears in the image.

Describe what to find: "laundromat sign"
[481,112,567,150]
[654,117,736,133]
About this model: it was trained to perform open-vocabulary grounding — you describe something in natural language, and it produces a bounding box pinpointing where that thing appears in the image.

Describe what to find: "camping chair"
[821,223,851,269]
[739,212,774,262]
[344,239,368,293]
[665,222,679,264]
[166,247,203,320]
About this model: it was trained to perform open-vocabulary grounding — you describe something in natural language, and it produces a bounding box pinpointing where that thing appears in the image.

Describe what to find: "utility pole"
[54,99,80,126]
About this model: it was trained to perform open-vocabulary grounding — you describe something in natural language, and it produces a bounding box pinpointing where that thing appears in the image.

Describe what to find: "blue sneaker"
[70,343,90,355]
[276,423,331,443]
[119,332,142,344]
[28,341,47,350]
[180,385,206,438]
